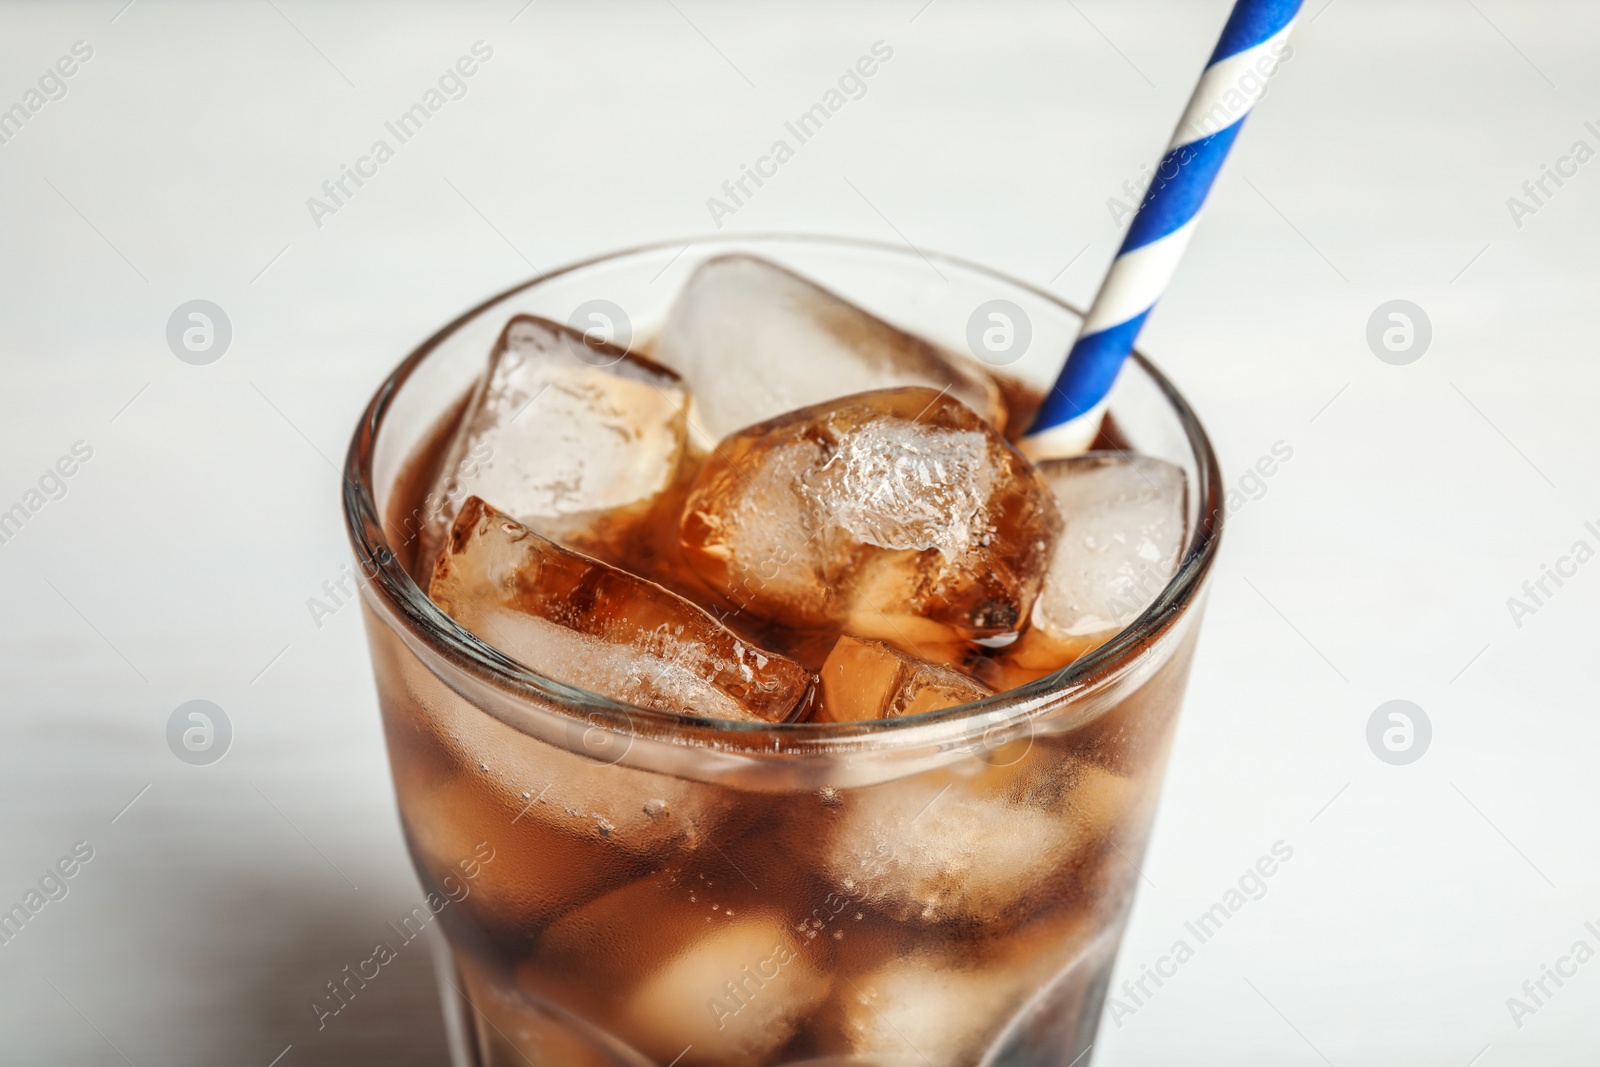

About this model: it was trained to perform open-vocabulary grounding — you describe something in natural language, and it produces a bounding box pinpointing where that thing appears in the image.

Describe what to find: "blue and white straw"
[1025,0,1303,458]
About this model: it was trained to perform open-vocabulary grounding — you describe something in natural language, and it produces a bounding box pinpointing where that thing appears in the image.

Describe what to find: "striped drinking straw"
[1024,0,1304,458]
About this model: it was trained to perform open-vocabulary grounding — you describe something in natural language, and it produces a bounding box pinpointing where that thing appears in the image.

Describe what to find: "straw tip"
[1019,403,1107,462]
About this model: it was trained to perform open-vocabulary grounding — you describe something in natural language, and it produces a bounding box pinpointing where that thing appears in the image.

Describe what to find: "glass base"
[429,925,1119,1067]
[428,923,484,1067]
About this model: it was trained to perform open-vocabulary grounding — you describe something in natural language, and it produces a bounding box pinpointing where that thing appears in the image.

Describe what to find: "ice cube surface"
[429,497,811,722]
[679,387,1061,644]
[1035,453,1188,640]
[535,871,831,1067]
[818,635,991,723]
[654,254,1006,440]
[418,314,691,569]
[811,755,1141,924]
[822,906,1104,1066]
[624,912,831,1066]
[993,454,1187,683]
[811,770,1055,924]
[829,950,1047,1065]
[834,953,1010,1066]
[398,770,643,940]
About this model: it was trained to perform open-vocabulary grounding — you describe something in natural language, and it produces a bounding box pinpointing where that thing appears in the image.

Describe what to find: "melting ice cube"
[653,254,1006,440]
[430,497,811,723]
[989,453,1188,685]
[417,314,691,570]
[679,387,1060,644]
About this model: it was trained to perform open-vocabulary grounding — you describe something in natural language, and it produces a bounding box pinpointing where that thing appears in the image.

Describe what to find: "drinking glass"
[343,235,1223,1067]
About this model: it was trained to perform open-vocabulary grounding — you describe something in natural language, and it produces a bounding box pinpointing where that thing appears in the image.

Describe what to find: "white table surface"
[2,1,1597,1064]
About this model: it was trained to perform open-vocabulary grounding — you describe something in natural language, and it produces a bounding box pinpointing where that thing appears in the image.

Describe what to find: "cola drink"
[350,241,1220,1066]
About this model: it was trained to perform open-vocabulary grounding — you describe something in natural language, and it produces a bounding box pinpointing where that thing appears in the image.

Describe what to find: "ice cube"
[370,611,739,941]
[679,388,1061,644]
[653,254,1006,440]
[829,947,1062,1063]
[397,771,646,948]
[417,314,691,570]
[989,454,1187,686]
[430,497,811,722]
[817,635,991,723]
[810,757,1141,924]
[822,910,1101,1066]
[836,954,998,1064]
[813,777,1058,924]
[625,913,832,1066]
[1034,453,1187,638]
[533,871,832,1067]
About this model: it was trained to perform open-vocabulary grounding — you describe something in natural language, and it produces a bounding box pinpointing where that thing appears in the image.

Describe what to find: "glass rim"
[342,232,1224,756]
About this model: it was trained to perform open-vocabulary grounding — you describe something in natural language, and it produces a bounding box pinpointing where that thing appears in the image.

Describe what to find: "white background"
[1,1,1597,1064]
